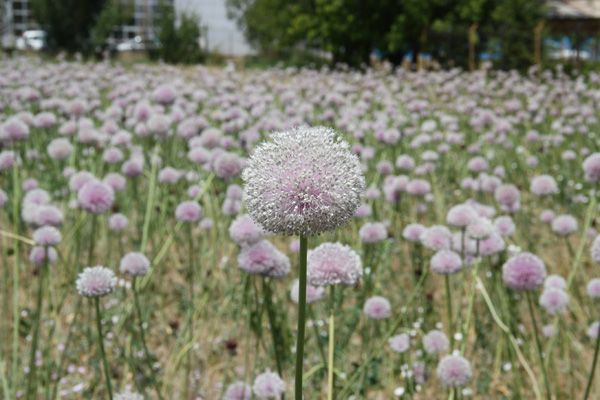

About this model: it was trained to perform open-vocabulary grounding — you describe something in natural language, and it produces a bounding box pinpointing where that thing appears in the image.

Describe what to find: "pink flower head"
[502,252,546,291]
[307,242,362,286]
[175,201,202,222]
[363,296,392,320]
[238,240,290,277]
[77,181,115,214]
[358,222,387,244]
[229,214,264,246]
[430,250,463,275]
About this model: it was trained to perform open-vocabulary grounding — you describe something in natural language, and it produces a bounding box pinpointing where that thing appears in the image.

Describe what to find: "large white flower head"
[242,126,364,236]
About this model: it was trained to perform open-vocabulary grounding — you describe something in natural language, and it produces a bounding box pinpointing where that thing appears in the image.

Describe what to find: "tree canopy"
[227,0,546,69]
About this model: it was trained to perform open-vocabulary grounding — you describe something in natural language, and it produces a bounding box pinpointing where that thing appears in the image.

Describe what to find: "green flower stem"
[526,292,551,400]
[94,297,113,400]
[583,317,600,400]
[26,255,47,399]
[295,235,308,400]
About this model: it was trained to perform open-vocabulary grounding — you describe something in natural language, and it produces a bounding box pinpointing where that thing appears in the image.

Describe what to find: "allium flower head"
[120,252,150,276]
[583,153,600,182]
[589,321,600,339]
[551,214,578,236]
[29,246,58,267]
[539,288,569,315]
[358,222,387,243]
[76,266,117,297]
[423,330,449,355]
[430,250,463,275]
[238,240,290,277]
[242,126,364,236]
[436,355,472,387]
[109,213,128,231]
[420,225,452,251]
[229,214,264,246]
[544,274,567,290]
[403,223,426,242]
[466,217,494,240]
[502,252,546,291]
[175,201,202,222]
[446,204,477,228]
[33,226,62,246]
[77,180,115,214]
[223,381,252,400]
[530,175,558,196]
[363,296,391,320]
[587,278,600,298]
[388,333,410,353]
[290,279,325,304]
[253,370,285,399]
[307,242,362,286]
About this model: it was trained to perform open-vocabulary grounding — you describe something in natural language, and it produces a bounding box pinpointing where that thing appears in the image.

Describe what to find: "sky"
[174,0,253,55]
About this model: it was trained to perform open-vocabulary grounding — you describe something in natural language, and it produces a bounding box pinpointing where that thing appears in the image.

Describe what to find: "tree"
[31,0,114,52]
[152,1,204,64]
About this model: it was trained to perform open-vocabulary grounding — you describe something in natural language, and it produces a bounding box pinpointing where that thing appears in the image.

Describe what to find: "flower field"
[1,57,600,399]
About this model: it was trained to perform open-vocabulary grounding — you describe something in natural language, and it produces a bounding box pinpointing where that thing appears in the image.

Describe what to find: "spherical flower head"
[76,266,117,297]
[551,214,578,236]
[583,153,600,182]
[539,288,569,315]
[540,209,555,224]
[238,240,291,277]
[34,205,63,227]
[388,333,410,353]
[214,152,243,180]
[466,217,494,240]
[358,222,387,244]
[592,235,600,264]
[494,184,520,207]
[78,181,115,214]
[502,252,546,291]
[242,126,364,236]
[423,330,449,355]
[430,250,463,275]
[436,355,473,388]
[199,217,213,231]
[0,151,17,171]
[175,201,202,222]
[587,278,600,299]
[69,171,95,192]
[153,83,176,105]
[33,226,62,246]
[403,223,426,242]
[29,246,58,267]
[108,213,128,231]
[223,381,252,400]
[115,389,144,400]
[229,214,264,246]
[290,279,325,304]
[120,252,150,276]
[530,175,558,196]
[47,138,73,160]
[307,242,362,286]
[420,225,452,251]
[103,173,126,192]
[158,167,182,184]
[406,179,431,196]
[252,370,285,399]
[363,296,391,320]
[589,321,600,339]
[446,204,478,228]
[1,116,29,142]
[544,274,567,290]
[494,216,515,237]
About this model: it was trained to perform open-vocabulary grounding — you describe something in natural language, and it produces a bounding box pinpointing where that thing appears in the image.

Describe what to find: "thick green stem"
[26,258,47,399]
[327,286,336,400]
[295,235,308,400]
[445,275,453,343]
[133,279,164,400]
[94,298,113,400]
[526,292,551,400]
[263,279,284,376]
[583,320,600,400]
[11,163,21,390]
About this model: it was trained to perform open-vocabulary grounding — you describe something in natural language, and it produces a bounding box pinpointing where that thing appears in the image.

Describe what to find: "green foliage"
[90,0,134,53]
[228,0,546,69]
[151,2,205,64]
[31,0,112,53]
